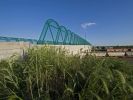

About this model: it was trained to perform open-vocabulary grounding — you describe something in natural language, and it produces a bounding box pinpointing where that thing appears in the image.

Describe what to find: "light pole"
[84,30,87,46]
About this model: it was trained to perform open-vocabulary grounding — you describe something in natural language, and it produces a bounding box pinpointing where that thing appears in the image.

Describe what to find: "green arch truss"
[37,19,91,45]
[0,19,91,45]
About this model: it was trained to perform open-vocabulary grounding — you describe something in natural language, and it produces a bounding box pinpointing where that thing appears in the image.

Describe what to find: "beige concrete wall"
[49,45,92,54]
[0,42,31,49]
[0,48,23,60]
[0,42,31,60]
[91,52,106,57]
[0,42,92,60]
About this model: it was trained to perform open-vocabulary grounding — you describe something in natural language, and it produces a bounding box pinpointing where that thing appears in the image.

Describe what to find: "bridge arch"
[38,19,91,45]
[0,19,91,45]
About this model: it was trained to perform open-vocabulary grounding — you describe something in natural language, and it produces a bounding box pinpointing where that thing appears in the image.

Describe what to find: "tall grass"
[0,46,133,100]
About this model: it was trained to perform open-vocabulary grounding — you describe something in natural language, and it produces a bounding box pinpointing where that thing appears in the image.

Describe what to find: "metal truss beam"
[0,19,91,45]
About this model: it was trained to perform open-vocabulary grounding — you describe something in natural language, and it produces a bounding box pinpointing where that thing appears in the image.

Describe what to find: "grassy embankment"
[0,46,133,100]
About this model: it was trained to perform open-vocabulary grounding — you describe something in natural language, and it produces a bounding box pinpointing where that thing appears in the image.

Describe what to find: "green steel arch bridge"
[0,19,91,45]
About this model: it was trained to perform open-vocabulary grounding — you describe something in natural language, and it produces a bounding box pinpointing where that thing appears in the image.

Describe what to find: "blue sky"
[0,0,133,46]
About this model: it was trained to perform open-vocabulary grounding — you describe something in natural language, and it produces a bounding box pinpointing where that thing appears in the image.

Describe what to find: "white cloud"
[81,22,96,29]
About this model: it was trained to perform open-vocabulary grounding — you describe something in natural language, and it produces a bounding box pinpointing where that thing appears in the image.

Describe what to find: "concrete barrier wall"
[0,48,24,60]
[0,42,31,60]
[1,42,133,59]
[48,45,92,54]
[91,52,106,57]
[0,42,92,60]
[0,42,31,49]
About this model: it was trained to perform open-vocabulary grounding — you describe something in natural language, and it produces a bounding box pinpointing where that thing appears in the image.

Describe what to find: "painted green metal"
[0,19,91,45]
[37,19,91,45]
[0,36,37,44]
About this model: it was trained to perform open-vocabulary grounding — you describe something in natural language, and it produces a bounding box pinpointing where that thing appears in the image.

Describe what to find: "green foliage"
[0,46,133,100]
